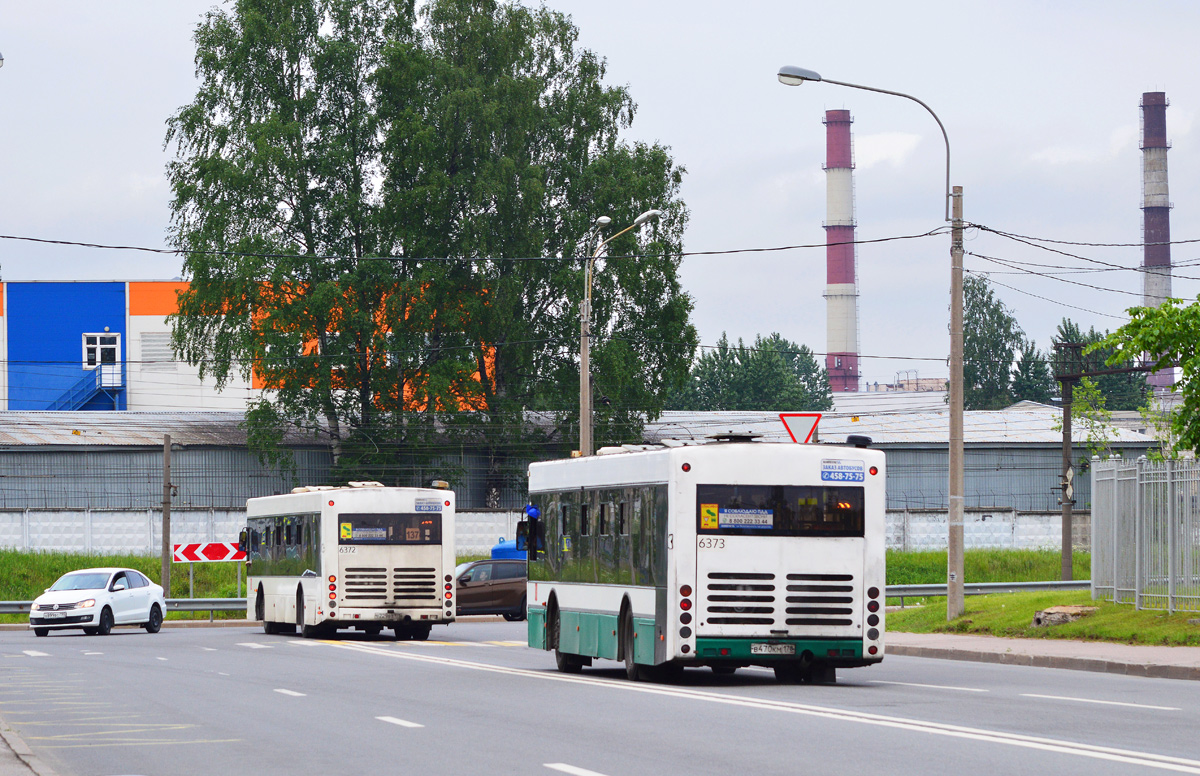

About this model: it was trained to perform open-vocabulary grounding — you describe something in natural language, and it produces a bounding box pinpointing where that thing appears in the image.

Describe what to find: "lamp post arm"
[822,77,951,222]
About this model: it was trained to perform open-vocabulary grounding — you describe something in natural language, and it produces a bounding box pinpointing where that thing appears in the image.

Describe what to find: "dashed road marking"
[237,643,271,649]
[21,651,49,658]
[273,689,305,697]
[545,764,610,776]
[1021,693,1180,711]
[872,680,988,693]
[376,716,423,728]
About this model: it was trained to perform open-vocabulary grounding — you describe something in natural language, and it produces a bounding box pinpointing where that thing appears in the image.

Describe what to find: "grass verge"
[888,590,1200,646]
[886,548,1090,585]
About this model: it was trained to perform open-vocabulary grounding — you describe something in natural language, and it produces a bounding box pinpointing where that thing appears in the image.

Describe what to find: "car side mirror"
[112,581,127,592]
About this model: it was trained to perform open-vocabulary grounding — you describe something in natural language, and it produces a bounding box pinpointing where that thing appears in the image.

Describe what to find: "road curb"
[0,719,56,776]
[888,644,1200,681]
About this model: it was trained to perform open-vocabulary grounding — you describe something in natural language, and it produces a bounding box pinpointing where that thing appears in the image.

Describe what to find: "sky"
[1,1,1199,387]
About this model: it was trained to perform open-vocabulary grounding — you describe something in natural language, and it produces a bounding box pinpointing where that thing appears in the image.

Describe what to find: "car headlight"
[78,599,96,609]
[30,603,41,612]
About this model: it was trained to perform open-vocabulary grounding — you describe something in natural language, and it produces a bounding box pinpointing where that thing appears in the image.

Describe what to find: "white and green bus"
[520,438,885,683]
[245,482,456,641]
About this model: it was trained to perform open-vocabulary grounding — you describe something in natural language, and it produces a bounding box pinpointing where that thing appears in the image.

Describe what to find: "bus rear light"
[328,584,336,592]
[445,592,452,599]
[680,599,692,611]
[681,463,691,472]
[868,645,878,655]
[679,612,692,625]
[867,600,880,613]
[828,649,840,657]
[445,574,452,582]
[444,583,452,590]
[719,648,730,656]
[444,500,450,507]
[328,593,336,600]
[328,500,335,506]
[328,575,337,583]
[867,628,879,640]
[869,466,878,476]
[680,584,692,597]
[679,626,692,638]
[867,614,879,626]
[681,645,691,654]
[867,587,879,599]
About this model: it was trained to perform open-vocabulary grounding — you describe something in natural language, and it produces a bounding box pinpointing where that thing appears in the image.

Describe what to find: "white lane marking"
[1021,693,1180,711]
[274,689,306,697]
[237,643,271,649]
[156,657,168,661]
[376,716,424,729]
[218,672,230,676]
[21,651,49,658]
[83,652,102,656]
[331,641,1200,774]
[201,647,218,652]
[488,640,527,646]
[873,680,988,693]
[545,764,609,776]
[287,640,322,647]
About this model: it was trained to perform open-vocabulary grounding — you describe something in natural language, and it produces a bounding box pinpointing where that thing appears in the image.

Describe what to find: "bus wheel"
[622,612,645,682]
[392,624,410,641]
[365,625,383,637]
[774,662,803,684]
[411,624,432,642]
[809,664,836,684]
[263,617,277,635]
[555,647,583,674]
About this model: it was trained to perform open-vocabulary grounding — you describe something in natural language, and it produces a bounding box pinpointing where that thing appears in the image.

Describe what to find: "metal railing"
[1093,457,1200,613]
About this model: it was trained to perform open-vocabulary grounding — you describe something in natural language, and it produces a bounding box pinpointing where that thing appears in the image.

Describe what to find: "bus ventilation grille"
[704,572,776,625]
[784,573,854,626]
[392,567,438,601]
[341,566,438,603]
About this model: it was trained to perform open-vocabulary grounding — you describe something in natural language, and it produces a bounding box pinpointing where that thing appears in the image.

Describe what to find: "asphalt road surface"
[1,621,1198,776]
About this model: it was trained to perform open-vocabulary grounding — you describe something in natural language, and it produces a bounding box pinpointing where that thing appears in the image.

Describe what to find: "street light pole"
[578,209,662,456]
[777,65,965,619]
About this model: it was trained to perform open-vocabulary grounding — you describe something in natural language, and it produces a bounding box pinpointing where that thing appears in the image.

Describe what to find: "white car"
[30,567,166,637]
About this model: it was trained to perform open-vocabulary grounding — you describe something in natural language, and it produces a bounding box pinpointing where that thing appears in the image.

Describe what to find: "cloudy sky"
[2,1,1198,387]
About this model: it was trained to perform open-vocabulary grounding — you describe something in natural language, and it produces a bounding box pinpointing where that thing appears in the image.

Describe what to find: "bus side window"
[580,504,590,536]
[598,503,608,536]
[560,504,569,537]
[617,503,628,536]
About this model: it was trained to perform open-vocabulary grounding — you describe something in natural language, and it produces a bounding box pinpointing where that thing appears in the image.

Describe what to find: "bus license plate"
[751,643,795,656]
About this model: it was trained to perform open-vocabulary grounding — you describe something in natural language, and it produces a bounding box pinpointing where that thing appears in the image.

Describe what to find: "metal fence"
[1092,457,1200,613]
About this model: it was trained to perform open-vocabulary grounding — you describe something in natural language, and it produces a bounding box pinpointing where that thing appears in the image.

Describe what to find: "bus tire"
[411,624,432,642]
[622,611,645,682]
[263,620,277,635]
[774,662,803,684]
[809,664,836,684]
[392,624,410,641]
[555,647,583,674]
[255,586,265,622]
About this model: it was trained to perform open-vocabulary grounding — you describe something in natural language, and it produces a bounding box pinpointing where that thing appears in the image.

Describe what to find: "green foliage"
[1070,377,1117,460]
[1010,339,1055,405]
[668,332,832,411]
[1057,318,1147,411]
[963,275,1024,410]
[166,0,697,481]
[888,589,1200,646]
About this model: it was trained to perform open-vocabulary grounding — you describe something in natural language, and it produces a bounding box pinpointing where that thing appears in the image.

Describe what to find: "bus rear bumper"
[693,636,882,667]
[332,607,450,624]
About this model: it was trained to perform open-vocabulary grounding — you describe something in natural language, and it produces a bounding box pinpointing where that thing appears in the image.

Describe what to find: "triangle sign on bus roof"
[779,413,822,444]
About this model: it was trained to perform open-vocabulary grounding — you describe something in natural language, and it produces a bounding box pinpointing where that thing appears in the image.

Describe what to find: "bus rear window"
[338,513,442,545]
[696,484,864,537]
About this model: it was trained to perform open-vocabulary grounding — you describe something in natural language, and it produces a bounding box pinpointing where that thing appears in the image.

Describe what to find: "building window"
[83,333,120,370]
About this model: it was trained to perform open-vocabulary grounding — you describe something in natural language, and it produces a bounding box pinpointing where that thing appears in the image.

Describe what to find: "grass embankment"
[0,550,494,624]
[885,549,1200,646]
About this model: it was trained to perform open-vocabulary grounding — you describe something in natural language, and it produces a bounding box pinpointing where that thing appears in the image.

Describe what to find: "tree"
[669,333,832,412]
[1010,339,1055,405]
[963,275,1024,410]
[166,0,696,484]
[1054,318,1147,411]
[1099,300,1200,451]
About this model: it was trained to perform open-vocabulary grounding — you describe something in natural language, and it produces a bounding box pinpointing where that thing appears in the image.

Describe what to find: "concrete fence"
[885,509,1090,552]
[0,509,522,558]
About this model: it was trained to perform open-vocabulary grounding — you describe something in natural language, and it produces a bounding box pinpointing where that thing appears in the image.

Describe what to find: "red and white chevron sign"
[172,542,247,563]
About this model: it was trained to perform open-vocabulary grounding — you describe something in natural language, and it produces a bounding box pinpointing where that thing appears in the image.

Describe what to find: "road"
[1,621,1197,776]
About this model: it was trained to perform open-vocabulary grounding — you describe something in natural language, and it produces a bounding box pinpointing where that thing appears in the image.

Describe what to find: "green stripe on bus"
[525,607,654,664]
[694,637,862,661]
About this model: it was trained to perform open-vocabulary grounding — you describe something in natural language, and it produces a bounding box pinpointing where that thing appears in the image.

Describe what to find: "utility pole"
[161,434,172,596]
[947,185,965,620]
[1060,380,1074,581]
[579,294,592,457]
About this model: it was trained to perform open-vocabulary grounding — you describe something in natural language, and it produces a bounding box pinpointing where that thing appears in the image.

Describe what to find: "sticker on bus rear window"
[700,504,719,530]
[414,498,443,512]
[718,508,773,529]
[340,522,352,540]
[821,459,865,482]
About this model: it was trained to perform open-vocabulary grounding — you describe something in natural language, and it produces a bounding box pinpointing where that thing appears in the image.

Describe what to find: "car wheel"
[96,607,114,636]
[33,628,48,638]
[503,595,527,622]
[144,604,163,634]
[83,627,98,636]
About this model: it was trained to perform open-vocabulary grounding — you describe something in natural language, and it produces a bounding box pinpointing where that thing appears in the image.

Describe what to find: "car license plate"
[42,612,65,620]
[751,642,795,656]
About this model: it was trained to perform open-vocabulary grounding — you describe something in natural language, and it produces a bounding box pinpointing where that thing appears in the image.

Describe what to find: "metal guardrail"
[1,598,246,617]
[886,580,1091,607]
[3,581,1092,617]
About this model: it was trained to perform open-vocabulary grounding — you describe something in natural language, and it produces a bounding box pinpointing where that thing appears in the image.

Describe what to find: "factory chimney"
[1141,92,1173,390]
[824,110,859,392]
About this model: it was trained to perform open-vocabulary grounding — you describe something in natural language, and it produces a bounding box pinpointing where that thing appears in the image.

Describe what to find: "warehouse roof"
[0,412,325,447]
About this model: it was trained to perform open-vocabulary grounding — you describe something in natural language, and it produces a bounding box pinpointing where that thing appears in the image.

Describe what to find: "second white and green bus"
[520,438,885,682]
[244,482,456,640]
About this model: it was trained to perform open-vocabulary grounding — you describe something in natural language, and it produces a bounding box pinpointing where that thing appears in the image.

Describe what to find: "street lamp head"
[777,65,821,86]
[632,209,663,227]
[593,216,612,228]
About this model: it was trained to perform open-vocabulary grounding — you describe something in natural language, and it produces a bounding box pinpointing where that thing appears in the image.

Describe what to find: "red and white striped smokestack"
[1141,92,1173,389]
[824,109,859,392]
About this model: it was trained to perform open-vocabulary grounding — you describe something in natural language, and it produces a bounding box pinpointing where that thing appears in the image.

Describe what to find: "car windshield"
[49,572,111,591]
